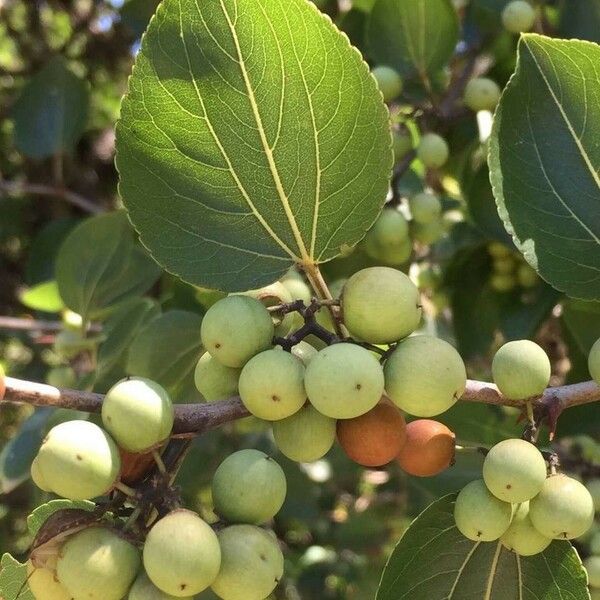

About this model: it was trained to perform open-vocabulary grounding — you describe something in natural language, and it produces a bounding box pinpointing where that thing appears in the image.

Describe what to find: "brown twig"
[0,317,101,333]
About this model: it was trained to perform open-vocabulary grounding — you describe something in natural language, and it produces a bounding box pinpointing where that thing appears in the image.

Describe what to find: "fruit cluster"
[488,241,540,293]
[454,438,595,554]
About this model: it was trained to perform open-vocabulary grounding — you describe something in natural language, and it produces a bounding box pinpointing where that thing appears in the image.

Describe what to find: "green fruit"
[371,65,403,102]
[411,219,446,245]
[490,272,517,292]
[36,420,120,500]
[393,130,413,162]
[57,526,140,600]
[409,192,442,224]
[341,267,421,344]
[27,561,72,600]
[584,556,600,588]
[586,478,600,511]
[364,232,412,266]
[212,449,287,524]
[502,0,536,33]
[529,474,595,539]
[289,341,318,365]
[195,352,241,401]
[46,366,77,389]
[516,263,539,288]
[272,405,336,462]
[30,456,51,492]
[417,133,449,168]
[143,510,221,596]
[102,377,173,453]
[240,282,294,337]
[201,296,274,368]
[591,531,600,554]
[414,264,441,290]
[463,77,501,112]
[239,349,306,421]
[500,502,552,556]
[454,479,513,542]
[129,572,193,600]
[195,286,227,310]
[588,338,600,386]
[369,208,409,247]
[304,343,384,419]
[482,439,547,502]
[488,241,512,258]
[493,256,515,274]
[280,276,312,304]
[492,340,551,400]
[384,335,466,417]
[211,525,283,600]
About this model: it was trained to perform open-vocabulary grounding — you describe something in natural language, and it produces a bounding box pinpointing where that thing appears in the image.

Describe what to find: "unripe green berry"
[488,241,512,258]
[304,343,384,419]
[409,192,442,224]
[272,404,336,463]
[102,377,173,453]
[500,502,552,556]
[143,510,221,596]
[369,208,409,247]
[195,352,241,401]
[211,525,284,600]
[454,479,513,542]
[30,456,51,492]
[201,296,274,368]
[239,281,294,337]
[385,335,466,417]
[586,478,600,511]
[516,263,539,288]
[239,349,306,421]
[57,527,140,600]
[483,439,547,502]
[464,77,501,112]
[492,340,551,400]
[411,219,446,245]
[393,130,413,162]
[35,420,120,500]
[129,572,192,600]
[46,366,77,389]
[27,561,72,600]
[341,267,421,343]
[364,232,412,266]
[417,133,449,168]
[502,0,536,33]
[280,275,312,304]
[584,556,600,588]
[212,449,287,524]
[490,272,517,292]
[588,338,600,386]
[371,65,403,102]
[529,474,595,539]
[493,256,515,274]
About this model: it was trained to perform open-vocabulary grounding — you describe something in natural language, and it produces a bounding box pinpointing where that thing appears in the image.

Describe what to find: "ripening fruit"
[239,349,306,421]
[393,130,413,162]
[584,556,600,588]
[409,192,442,224]
[143,510,221,596]
[371,65,403,102]
[482,439,547,503]
[488,241,512,258]
[502,0,536,33]
[57,527,140,600]
[212,449,287,524]
[102,377,173,453]
[272,404,336,462]
[27,561,72,600]
[586,478,600,511]
[454,479,513,541]
[417,133,449,168]
[463,77,501,112]
[337,402,406,467]
[211,525,284,600]
[201,296,274,368]
[194,352,241,401]
[384,336,466,417]
[35,420,120,500]
[304,343,384,419]
[517,263,539,288]
[500,502,552,556]
[369,208,409,247]
[341,267,421,344]
[529,474,595,539]
[492,340,551,400]
[490,273,517,292]
[411,219,446,245]
[397,419,455,477]
[240,282,294,337]
[588,338,600,386]
[128,572,192,600]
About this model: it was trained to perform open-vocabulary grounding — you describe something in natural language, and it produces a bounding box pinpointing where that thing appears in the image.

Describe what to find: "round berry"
[194,352,241,401]
[588,338,600,386]
[409,192,442,224]
[417,133,449,168]
[502,0,536,33]
[371,65,403,102]
[463,77,501,112]
[500,502,552,556]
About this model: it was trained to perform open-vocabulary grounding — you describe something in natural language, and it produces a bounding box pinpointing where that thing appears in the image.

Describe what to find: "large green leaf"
[12,57,89,159]
[489,35,600,301]
[116,0,392,292]
[377,494,589,600]
[367,0,459,78]
[55,211,161,322]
